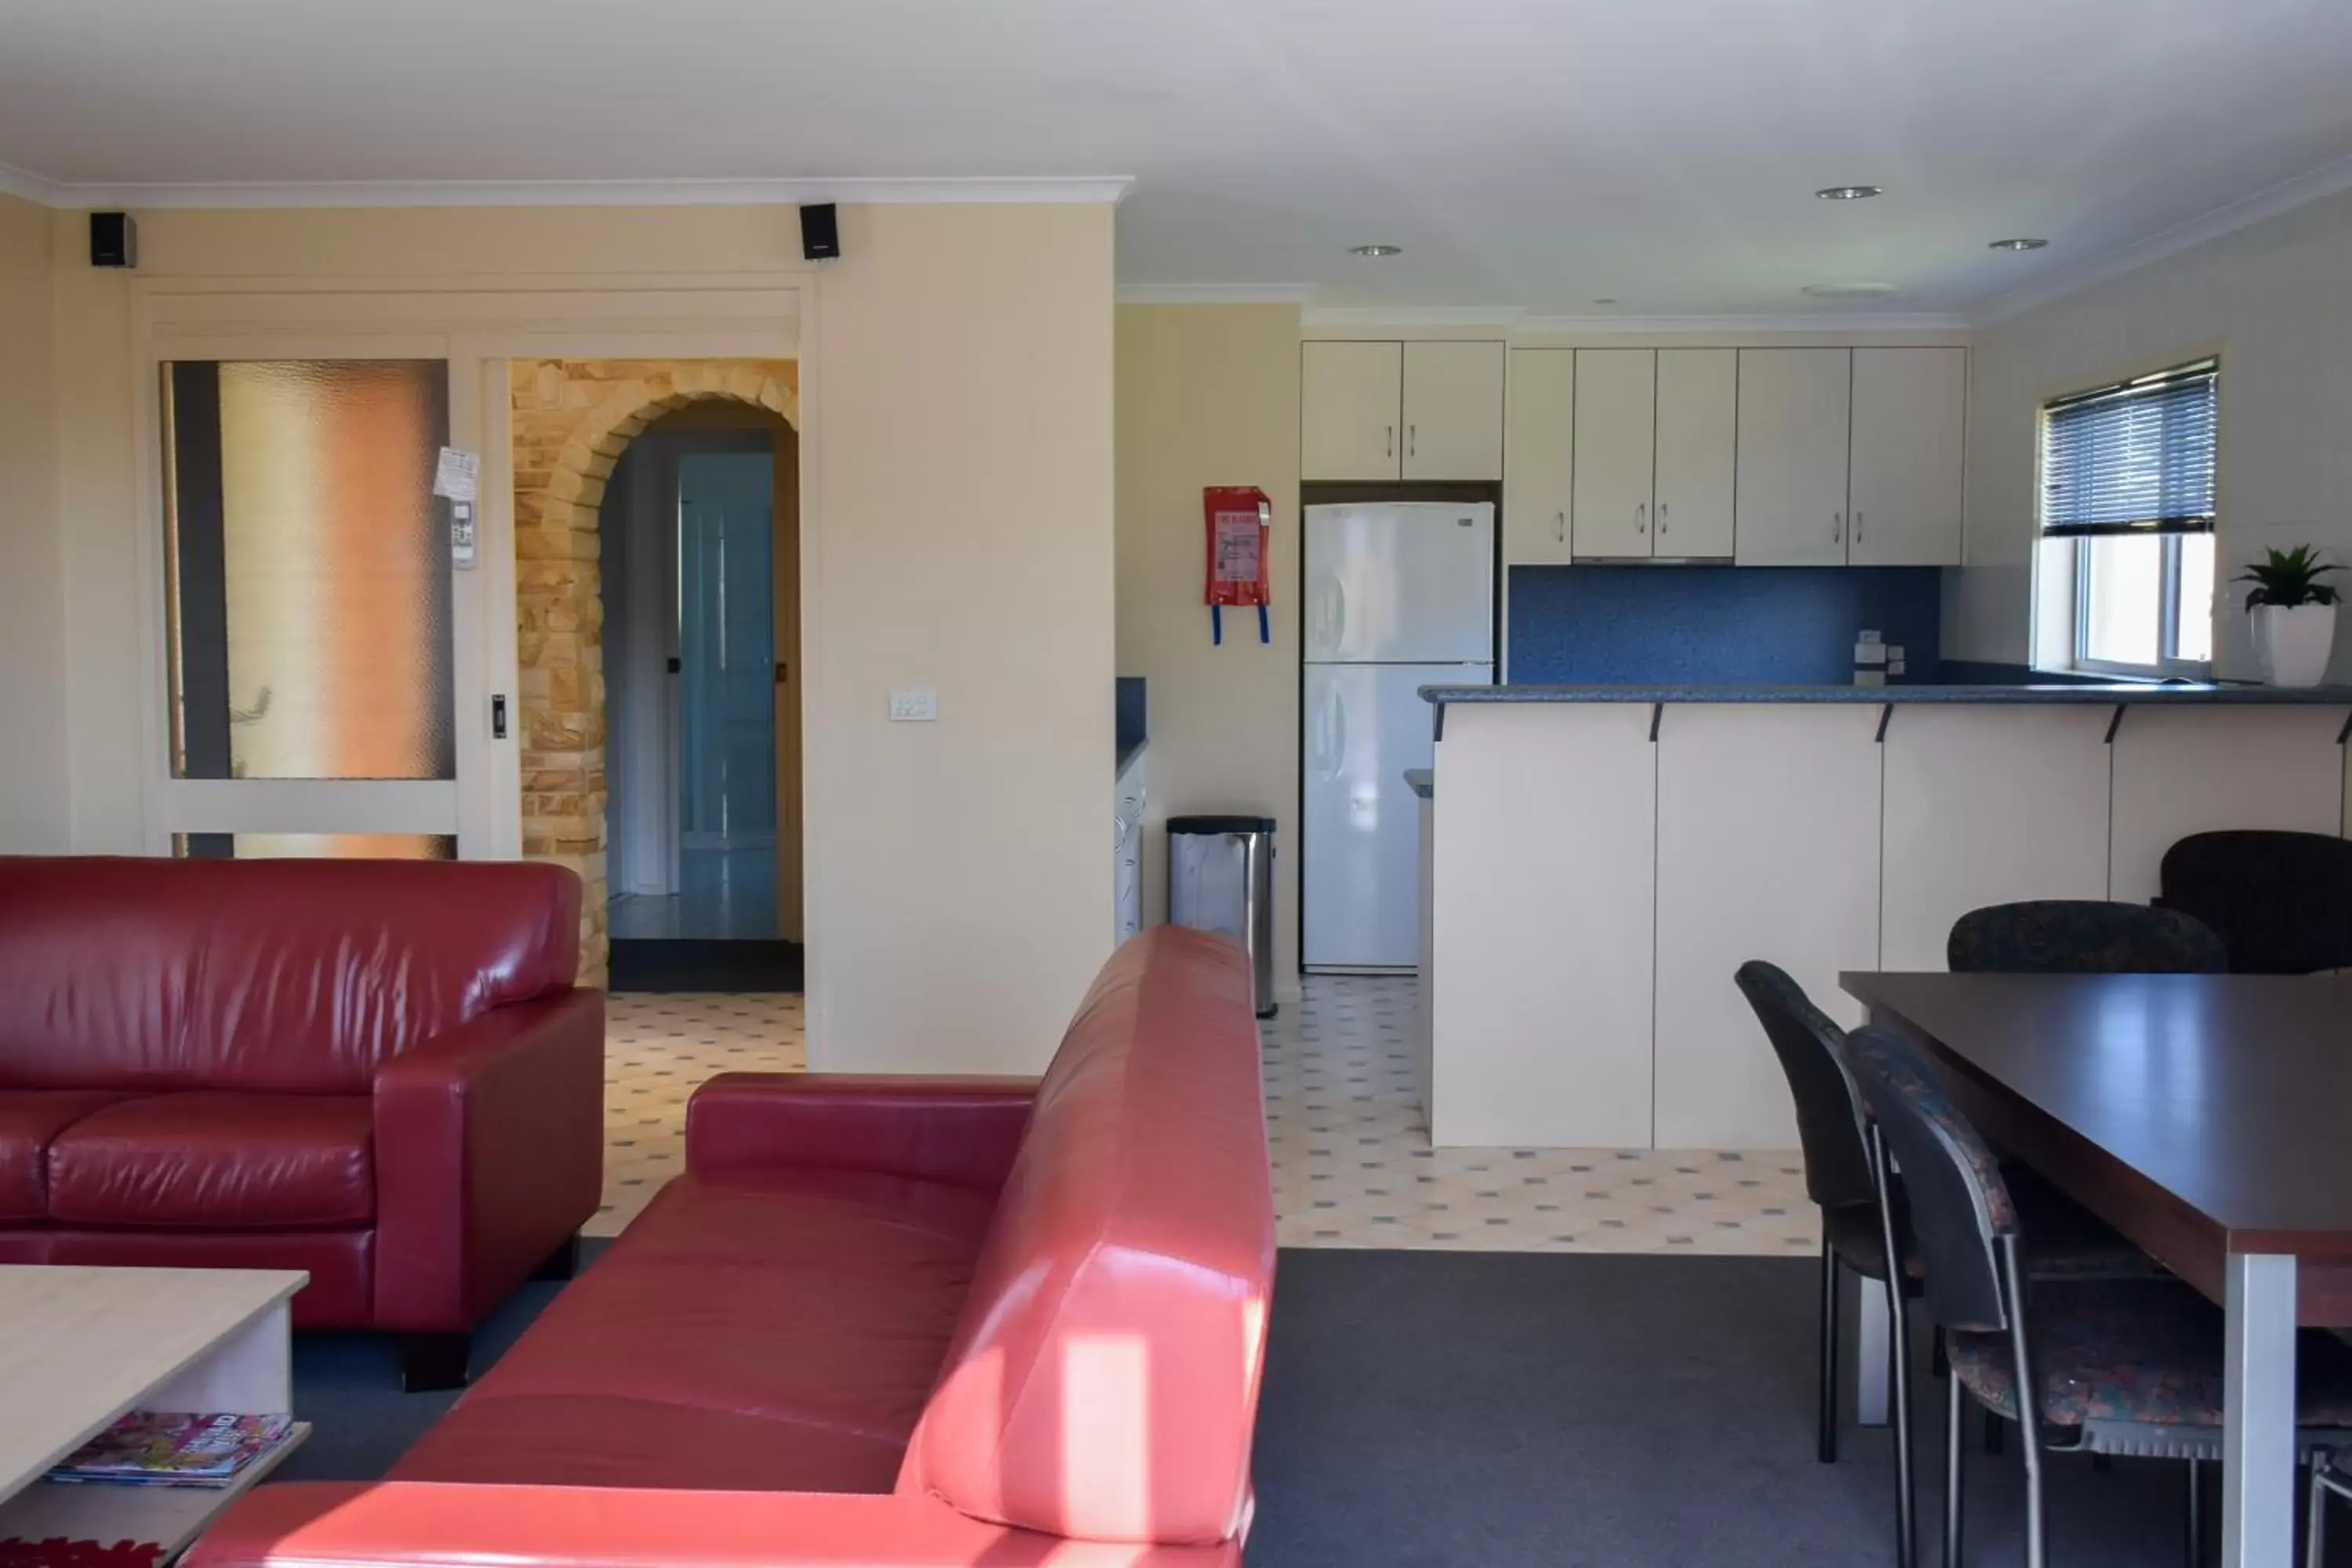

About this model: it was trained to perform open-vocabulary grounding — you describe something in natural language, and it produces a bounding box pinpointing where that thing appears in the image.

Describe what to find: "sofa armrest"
[184,1481,1237,1568]
[373,989,605,1331]
[686,1072,1037,1192]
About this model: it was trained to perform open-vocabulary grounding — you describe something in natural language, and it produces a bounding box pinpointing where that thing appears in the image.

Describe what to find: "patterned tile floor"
[598,975,1816,1254]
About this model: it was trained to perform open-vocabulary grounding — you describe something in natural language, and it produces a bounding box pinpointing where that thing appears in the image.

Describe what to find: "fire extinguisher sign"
[1203,485,1273,645]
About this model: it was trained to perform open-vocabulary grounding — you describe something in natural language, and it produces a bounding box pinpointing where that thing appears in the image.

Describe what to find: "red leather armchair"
[187,927,1275,1567]
[0,856,604,1389]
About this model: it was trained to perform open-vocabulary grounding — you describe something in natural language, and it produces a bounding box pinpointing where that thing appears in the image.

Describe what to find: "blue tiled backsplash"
[1507,564,1944,685]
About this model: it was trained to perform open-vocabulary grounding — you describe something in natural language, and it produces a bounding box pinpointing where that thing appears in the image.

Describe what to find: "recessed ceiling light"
[1349,244,1403,258]
[1816,185,1883,201]
[1801,281,1899,299]
[1988,237,2049,251]
[1592,297,1618,306]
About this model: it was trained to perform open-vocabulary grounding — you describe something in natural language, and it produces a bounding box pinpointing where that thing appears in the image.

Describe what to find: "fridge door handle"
[1327,688,1348,777]
[1321,575,1347,653]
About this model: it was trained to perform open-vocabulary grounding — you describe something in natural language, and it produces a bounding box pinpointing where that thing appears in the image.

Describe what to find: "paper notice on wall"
[433,446,480,503]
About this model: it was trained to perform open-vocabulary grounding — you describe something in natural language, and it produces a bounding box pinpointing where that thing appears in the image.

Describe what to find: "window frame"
[2069,532,2213,680]
[2037,355,2220,681]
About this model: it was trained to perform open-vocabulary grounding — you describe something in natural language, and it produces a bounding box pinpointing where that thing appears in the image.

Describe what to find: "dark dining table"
[1840,969,2352,1568]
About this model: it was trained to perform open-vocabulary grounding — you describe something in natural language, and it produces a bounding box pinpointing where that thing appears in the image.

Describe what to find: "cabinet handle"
[1407,424,1417,458]
[1657,503,1668,535]
[1555,510,1566,544]
[1637,503,1647,535]
[1854,511,1864,543]
[1385,424,1394,459]
[1833,512,1843,543]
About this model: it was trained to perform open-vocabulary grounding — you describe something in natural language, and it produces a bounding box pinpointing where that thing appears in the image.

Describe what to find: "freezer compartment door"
[1305,503,1496,662]
[1304,661,1489,968]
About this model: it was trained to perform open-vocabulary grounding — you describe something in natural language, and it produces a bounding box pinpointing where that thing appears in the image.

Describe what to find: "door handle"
[1854,511,1864,543]
[1327,576,1347,652]
[1385,424,1394,459]
[774,661,788,685]
[1555,510,1566,544]
[1637,503,1647,535]
[1407,424,1417,459]
[1657,503,1668,536]
[1833,512,1843,543]
[1327,691,1348,775]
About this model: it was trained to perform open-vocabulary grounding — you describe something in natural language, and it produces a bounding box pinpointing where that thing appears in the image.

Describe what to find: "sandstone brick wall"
[510,358,800,985]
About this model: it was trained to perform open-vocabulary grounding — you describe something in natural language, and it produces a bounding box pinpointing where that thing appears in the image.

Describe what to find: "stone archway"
[510,359,800,983]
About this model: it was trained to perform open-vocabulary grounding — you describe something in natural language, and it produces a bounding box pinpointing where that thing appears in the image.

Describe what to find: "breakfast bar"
[1414,682,2352,1151]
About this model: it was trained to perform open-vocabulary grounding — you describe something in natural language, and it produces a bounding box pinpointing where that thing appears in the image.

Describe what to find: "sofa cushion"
[0,858,580,1093]
[902,927,1276,1548]
[394,1167,996,1491]
[0,1091,128,1221]
[47,1093,375,1228]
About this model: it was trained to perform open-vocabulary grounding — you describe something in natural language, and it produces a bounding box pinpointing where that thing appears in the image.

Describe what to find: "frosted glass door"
[158,356,472,858]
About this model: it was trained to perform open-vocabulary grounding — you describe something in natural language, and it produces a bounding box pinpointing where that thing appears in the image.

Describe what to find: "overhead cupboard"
[1488,343,1968,568]
[1301,340,1506,482]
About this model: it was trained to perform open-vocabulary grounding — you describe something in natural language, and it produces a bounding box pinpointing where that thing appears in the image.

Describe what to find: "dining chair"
[1844,1022,2352,1568]
[1947,899,2229,976]
[2158,829,2352,975]
[2309,1449,2352,1565]
[1737,962,2154,1568]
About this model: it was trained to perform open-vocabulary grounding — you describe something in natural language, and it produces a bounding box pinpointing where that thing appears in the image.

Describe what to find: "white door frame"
[129,279,804,862]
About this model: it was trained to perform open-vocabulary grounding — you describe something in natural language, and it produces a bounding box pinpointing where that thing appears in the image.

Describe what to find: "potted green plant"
[2238,545,2341,687]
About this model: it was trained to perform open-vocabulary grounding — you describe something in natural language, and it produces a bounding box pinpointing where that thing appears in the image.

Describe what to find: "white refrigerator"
[1303,501,1496,970]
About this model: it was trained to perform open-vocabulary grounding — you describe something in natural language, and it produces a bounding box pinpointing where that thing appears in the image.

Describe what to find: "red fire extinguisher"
[1203,486,1272,645]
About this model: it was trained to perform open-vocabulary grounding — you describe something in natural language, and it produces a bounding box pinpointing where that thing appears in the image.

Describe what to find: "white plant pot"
[2252,602,2337,688]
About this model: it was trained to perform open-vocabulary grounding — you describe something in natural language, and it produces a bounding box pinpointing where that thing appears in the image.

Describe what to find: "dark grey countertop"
[1421,681,2352,710]
[1404,768,1433,800]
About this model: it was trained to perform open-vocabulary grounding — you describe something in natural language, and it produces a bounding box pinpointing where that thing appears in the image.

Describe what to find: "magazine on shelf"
[45,1412,295,1489]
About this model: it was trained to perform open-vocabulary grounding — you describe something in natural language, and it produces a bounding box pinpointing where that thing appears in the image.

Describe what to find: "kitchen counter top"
[1422,680,2352,716]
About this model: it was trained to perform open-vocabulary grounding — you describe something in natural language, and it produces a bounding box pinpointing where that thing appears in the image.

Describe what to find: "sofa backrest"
[899,927,1276,1548]
[0,857,580,1094]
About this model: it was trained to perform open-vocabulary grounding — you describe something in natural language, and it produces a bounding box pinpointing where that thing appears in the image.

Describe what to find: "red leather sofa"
[188,926,1276,1568]
[0,856,604,1389]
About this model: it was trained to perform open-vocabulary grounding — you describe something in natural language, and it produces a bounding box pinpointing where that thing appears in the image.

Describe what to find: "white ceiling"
[5,0,2352,321]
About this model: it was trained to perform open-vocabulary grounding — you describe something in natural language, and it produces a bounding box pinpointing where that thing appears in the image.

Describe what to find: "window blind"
[2040,358,2217,536]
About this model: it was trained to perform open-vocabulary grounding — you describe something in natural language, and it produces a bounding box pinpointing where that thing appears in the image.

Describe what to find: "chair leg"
[1944,1367,1967,1568]
[2001,1238,2048,1568]
[1819,1240,1841,1465]
[1871,1126,1917,1568]
[399,1331,471,1392]
[2185,1457,2203,1568]
[2309,1457,2332,1568]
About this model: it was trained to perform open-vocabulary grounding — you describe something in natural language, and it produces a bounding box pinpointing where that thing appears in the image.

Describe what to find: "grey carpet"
[278,1244,2336,1566]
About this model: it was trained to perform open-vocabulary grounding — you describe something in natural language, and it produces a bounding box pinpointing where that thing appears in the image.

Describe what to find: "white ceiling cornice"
[1301,305,1526,330]
[1516,310,1970,335]
[0,161,61,205]
[0,171,1135,211]
[1967,150,2352,325]
[1117,284,1310,305]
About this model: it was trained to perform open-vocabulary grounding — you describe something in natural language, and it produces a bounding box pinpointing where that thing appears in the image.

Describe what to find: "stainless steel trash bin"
[1167,814,1277,1018]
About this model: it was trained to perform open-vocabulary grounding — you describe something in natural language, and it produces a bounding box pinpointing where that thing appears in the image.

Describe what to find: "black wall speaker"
[90,212,137,268]
[800,203,840,261]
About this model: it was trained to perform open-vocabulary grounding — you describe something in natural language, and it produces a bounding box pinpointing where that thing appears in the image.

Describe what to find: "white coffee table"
[0,1265,310,1559]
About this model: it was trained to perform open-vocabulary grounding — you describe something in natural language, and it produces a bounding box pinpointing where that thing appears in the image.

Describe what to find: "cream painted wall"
[0,194,65,851]
[1115,303,1302,998]
[802,203,1115,1070]
[1951,186,2352,678]
[39,201,1115,1073]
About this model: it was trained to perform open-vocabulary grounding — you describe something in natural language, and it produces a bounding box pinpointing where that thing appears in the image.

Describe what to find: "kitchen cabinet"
[1563,348,1737,561]
[1503,350,1575,565]
[1402,340,1504,480]
[1652,703,1882,1147]
[1848,347,1967,566]
[1570,349,1656,557]
[1652,348,1737,558]
[1302,339,1503,481]
[1301,341,1404,481]
[1734,348,1853,566]
[1113,746,1146,946]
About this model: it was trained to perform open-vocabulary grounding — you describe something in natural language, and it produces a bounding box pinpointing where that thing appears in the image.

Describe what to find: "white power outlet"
[888,686,938,722]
